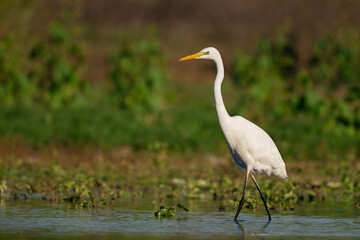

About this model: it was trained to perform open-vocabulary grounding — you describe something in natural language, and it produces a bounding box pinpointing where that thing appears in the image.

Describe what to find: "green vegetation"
[0,22,358,158]
[108,28,166,112]
[0,21,359,213]
[0,150,358,211]
[154,203,188,218]
[232,28,359,161]
[28,21,87,109]
[0,36,35,106]
[0,22,86,109]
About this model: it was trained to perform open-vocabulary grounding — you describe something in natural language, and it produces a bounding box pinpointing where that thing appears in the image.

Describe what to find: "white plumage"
[225,115,287,178]
[179,47,287,221]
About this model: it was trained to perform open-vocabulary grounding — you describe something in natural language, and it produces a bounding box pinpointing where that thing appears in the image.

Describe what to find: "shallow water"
[0,197,359,240]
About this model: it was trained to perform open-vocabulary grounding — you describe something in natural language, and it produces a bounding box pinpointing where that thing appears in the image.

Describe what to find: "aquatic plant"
[154,203,188,218]
[52,174,121,207]
[154,205,176,217]
[0,180,7,199]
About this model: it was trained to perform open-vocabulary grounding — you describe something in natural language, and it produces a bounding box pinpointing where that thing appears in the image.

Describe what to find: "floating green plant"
[0,180,7,199]
[154,203,188,218]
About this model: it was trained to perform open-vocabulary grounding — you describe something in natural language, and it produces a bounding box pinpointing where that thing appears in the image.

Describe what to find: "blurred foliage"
[232,28,359,160]
[108,28,166,112]
[29,21,87,109]
[232,28,359,118]
[232,29,297,119]
[0,21,87,109]
[0,36,35,106]
[0,23,358,162]
[310,28,360,88]
[309,28,360,129]
[0,106,222,153]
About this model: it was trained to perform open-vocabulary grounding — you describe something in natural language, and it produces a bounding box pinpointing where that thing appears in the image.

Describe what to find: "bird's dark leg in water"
[250,173,272,221]
[234,172,249,221]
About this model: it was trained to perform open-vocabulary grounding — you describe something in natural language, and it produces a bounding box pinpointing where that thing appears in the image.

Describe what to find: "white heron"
[179,47,287,221]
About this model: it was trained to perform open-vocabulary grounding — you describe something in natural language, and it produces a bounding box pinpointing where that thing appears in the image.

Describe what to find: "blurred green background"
[0,0,359,167]
[0,0,359,208]
[1,0,358,158]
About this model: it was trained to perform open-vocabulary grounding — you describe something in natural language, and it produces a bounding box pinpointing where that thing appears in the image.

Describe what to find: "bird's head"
[179,47,220,61]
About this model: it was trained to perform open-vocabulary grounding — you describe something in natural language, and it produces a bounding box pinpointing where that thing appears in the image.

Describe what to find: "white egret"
[179,47,287,221]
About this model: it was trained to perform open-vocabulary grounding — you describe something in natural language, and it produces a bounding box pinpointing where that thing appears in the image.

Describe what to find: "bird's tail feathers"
[272,167,288,179]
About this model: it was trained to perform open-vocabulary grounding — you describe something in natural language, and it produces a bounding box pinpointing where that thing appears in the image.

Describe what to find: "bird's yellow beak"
[179,52,204,61]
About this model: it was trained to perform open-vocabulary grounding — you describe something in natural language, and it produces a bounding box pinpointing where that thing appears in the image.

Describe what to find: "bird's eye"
[205,51,210,55]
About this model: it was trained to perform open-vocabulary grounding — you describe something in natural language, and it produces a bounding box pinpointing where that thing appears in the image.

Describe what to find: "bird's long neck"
[213,57,230,125]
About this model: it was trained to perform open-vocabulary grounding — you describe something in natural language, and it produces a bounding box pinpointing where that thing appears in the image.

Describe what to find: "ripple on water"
[0,199,359,239]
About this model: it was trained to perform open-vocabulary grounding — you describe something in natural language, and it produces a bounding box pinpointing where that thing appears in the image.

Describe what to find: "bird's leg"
[250,173,272,221]
[234,172,249,221]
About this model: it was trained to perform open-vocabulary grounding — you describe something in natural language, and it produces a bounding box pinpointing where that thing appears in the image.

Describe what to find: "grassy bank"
[0,81,358,159]
[0,143,359,211]
[0,80,359,211]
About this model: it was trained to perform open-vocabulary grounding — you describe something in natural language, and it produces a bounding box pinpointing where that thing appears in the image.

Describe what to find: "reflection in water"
[234,220,245,239]
[234,220,270,240]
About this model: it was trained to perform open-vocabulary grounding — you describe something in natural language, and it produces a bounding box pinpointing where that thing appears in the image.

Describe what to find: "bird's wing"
[230,116,286,171]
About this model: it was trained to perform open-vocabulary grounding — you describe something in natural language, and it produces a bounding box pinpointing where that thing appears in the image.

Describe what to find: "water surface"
[0,197,359,239]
